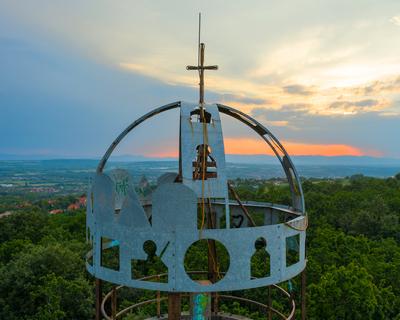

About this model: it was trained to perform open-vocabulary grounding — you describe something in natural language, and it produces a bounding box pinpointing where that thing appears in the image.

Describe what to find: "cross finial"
[186,14,218,106]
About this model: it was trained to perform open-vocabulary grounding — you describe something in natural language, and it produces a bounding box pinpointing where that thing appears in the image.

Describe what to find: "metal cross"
[186,43,218,106]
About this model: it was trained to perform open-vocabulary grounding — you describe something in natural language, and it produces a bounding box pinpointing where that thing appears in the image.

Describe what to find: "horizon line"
[1,153,400,161]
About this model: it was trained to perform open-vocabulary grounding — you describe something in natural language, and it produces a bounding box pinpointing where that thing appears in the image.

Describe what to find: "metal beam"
[168,293,181,320]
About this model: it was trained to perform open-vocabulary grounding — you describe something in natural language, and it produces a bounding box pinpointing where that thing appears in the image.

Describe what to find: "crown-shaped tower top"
[86,16,307,308]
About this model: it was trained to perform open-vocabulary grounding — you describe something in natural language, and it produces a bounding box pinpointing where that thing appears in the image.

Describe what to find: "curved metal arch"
[95,100,304,213]
[96,101,181,173]
[217,103,305,213]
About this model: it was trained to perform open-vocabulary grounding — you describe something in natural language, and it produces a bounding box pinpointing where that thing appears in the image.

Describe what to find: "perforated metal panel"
[86,101,307,292]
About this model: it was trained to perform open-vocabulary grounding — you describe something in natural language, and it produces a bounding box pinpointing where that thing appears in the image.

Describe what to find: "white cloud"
[2,0,400,157]
[390,16,400,26]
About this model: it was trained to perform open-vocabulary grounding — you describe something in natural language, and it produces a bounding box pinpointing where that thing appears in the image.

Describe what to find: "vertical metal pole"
[95,278,102,320]
[198,12,203,108]
[157,275,161,318]
[268,286,272,320]
[199,43,205,105]
[168,292,181,320]
[206,199,218,315]
[213,292,219,315]
[301,270,307,320]
[111,286,117,320]
[207,200,217,284]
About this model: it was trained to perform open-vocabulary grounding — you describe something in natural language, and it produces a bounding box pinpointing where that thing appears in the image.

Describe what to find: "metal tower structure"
[86,16,307,320]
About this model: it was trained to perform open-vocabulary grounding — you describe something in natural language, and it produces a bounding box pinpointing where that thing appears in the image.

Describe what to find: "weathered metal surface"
[87,102,306,293]
[152,182,197,232]
[87,173,306,291]
[157,172,179,185]
[180,103,228,199]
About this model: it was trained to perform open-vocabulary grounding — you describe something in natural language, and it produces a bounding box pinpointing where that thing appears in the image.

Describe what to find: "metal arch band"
[216,104,305,213]
[96,101,181,174]
[95,101,305,214]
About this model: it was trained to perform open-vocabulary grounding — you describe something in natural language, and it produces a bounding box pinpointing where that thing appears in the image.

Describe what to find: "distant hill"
[109,154,400,167]
[226,154,400,166]
[2,153,398,167]
[0,157,399,179]
[109,154,177,162]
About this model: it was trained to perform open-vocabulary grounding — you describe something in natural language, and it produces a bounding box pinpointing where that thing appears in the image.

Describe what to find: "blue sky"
[1,1,400,158]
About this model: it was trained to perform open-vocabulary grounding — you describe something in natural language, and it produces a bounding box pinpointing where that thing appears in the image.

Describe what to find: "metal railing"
[101,272,296,320]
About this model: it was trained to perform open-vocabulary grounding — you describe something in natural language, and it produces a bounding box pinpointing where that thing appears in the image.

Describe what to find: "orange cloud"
[223,138,376,157]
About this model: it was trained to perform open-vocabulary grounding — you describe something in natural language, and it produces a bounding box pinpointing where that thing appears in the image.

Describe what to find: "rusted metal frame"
[157,287,161,318]
[192,160,217,167]
[97,101,181,173]
[113,294,291,320]
[274,284,296,320]
[96,279,102,320]
[156,274,161,318]
[111,286,117,319]
[193,172,217,179]
[192,160,201,180]
[206,198,216,228]
[268,286,272,320]
[117,297,168,318]
[192,150,218,180]
[207,199,219,314]
[199,105,209,234]
[101,285,123,320]
[168,292,181,320]
[213,292,219,316]
[199,43,205,105]
[228,182,257,227]
[186,43,218,106]
[206,199,218,282]
[192,144,203,180]
[106,292,292,320]
[301,269,306,320]
[217,103,305,213]
[205,198,219,314]
[102,273,296,320]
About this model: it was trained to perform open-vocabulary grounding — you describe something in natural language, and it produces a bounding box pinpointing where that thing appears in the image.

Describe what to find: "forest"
[0,174,400,319]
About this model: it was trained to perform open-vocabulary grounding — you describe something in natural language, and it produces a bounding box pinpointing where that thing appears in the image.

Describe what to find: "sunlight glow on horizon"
[141,138,382,158]
[1,1,400,157]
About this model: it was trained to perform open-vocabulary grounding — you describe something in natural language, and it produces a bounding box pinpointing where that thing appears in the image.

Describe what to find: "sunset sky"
[1,1,400,158]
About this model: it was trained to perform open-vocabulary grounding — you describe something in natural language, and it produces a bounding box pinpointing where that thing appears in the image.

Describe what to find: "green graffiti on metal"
[115,177,129,196]
[193,293,209,320]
